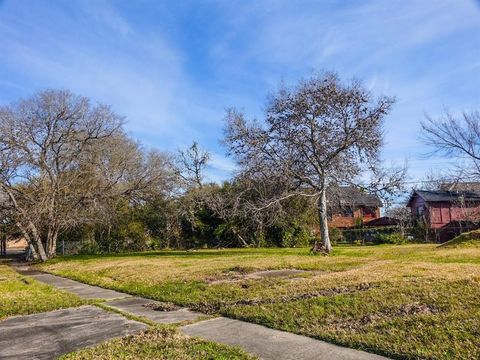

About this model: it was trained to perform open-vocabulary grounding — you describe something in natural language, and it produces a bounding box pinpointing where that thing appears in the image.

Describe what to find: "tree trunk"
[17,221,47,261]
[29,223,48,262]
[16,222,36,260]
[28,243,39,261]
[4,186,47,261]
[231,227,248,247]
[47,228,58,258]
[256,223,264,248]
[315,187,332,254]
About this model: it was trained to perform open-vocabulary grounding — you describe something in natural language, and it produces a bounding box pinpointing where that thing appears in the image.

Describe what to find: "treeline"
[1,72,409,260]
[60,181,318,254]
[0,91,317,259]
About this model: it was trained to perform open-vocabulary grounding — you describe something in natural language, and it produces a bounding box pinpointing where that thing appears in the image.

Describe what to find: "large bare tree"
[224,72,404,253]
[0,90,171,260]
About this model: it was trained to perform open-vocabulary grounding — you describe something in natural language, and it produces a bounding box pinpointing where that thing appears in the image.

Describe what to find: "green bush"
[265,221,313,248]
[373,232,407,245]
[341,227,407,245]
[328,227,344,245]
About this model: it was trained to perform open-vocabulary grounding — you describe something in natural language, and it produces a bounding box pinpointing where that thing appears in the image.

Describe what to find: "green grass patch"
[0,264,86,319]
[60,326,256,360]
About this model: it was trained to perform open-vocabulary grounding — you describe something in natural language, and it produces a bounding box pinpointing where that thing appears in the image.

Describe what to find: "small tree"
[173,141,212,242]
[385,205,412,236]
[175,141,210,190]
[224,72,404,253]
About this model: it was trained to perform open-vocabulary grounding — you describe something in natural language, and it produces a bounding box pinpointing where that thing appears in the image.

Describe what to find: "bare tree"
[175,141,210,189]
[202,178,295,248]
[385,205,411,236]
[199,182,251,247]
[422,110,480,180]
[224,72,404,253]
[172,141,212,239]
[0,90,172,260]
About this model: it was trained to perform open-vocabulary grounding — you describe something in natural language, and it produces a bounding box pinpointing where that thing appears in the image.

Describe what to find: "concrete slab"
[182,317,389,360]
[0,305,147,360]
[28,273,130,300]
[105,297,204,324]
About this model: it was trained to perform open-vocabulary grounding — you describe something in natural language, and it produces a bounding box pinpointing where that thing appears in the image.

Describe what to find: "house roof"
[330,186,382,208]
[364,216,399,227]
[406,189,480,207]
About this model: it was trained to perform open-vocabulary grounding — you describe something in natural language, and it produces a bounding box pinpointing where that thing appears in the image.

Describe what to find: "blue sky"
[0,0,479,183]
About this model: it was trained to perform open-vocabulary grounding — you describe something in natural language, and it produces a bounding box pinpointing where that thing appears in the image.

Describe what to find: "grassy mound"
[438,229,480,248]
[61,327,255,360]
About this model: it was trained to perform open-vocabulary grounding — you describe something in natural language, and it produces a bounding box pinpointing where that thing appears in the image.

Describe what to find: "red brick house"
[328,187,382,228]
[406,189,480,241]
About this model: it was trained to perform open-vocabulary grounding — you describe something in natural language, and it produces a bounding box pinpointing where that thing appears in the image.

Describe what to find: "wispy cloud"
[206,152,238,183]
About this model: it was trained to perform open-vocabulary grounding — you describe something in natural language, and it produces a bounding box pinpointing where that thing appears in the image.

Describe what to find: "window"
[431,207,441,223]
[417,206,425,216]
[340,207,354,217]
[363,207,376,217]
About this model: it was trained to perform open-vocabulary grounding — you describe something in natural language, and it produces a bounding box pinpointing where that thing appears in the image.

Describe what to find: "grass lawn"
[40,244,480,360]
[61,326,255,360]
[0,263,86,319]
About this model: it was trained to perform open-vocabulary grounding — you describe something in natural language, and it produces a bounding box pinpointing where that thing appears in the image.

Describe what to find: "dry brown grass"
[60,326,255,360]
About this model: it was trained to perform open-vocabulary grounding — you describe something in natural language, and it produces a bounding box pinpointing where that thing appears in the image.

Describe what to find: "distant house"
[406,189,480,241]
[328,187,383,228]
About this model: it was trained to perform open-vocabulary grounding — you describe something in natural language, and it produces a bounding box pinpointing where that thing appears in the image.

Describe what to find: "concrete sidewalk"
[28,272,130,300]
[105,296,204,323]
[0,306,146,360]
[12,264,130,300]
[182,317,388,360]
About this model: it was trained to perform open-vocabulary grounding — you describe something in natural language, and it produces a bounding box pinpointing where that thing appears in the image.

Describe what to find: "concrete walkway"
[13,264,130,300]
[182,317,388,360]
[105,296,204,323]
[6,265,390,360]
[0,306,146,360]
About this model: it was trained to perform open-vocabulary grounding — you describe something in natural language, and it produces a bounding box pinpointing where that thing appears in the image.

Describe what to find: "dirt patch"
[235,282,375,306]
[225,266,256,274]
[20,278,32,285]
[210,269,309,285]
[249,269,308,278]
[142,302,180,312]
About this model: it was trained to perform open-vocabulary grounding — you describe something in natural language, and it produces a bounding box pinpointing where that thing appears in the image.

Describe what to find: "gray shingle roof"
[330,186,382,207]
[410,189,480,204]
